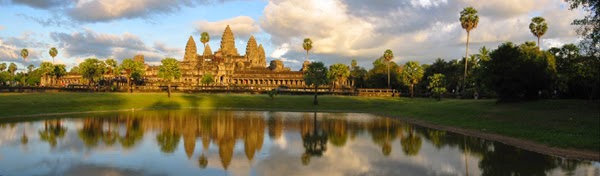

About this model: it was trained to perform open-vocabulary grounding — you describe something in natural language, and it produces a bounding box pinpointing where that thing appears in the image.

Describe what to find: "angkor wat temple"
[144,25,308,87]
[59,25,316,90]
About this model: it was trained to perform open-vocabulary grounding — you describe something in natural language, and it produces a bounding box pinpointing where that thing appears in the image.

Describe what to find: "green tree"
[104,59,118,88]
[304,62,329,105]
[200,32,210,85]
[0,63,6,72]
[529,17,549,48]
[27,64,34,73]
[383,49,394,88]
[21,49,28,61]
[366,57,401,88]
[303,38,313,61]
[119,58,145,92]
[564,0,598,56]
[52,64,67,86]
[7,63,17,75]
[49,47,58,64]
[476,46,491,62]
[349,59,368,88]
[201,73,214,86]
[428,73,447,100]
[401,61,424,97]
[39,62,54,86]
[327,63,350,89]
[79,58,107,86]
[483,42,556,101]
[460,6,479,91]
[158,57,182,98]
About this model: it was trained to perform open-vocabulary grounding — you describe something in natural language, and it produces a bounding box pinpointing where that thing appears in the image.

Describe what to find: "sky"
[0,0,587,72]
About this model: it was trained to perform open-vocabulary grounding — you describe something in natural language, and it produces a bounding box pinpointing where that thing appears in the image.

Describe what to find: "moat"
[0,110,598,176]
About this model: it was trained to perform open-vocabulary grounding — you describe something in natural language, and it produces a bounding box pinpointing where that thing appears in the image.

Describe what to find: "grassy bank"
[0,92,598,152]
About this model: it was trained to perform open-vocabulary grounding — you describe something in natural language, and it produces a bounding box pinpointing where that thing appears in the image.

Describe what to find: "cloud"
[0,32,49,67]
[0,25,4,30]
[195,16,261,41]
[50,29,182,64]
[259,0,585,68]
[9,0,240,23]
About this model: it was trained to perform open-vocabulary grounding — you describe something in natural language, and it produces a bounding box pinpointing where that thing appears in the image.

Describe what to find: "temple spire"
[184,36,197,62]
[219,25,239,56]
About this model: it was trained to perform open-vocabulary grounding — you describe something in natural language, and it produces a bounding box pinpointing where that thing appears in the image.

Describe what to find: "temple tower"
[184,36,197,62]
[219,25,239,57]
[258,44,266,67]
[245,35,258,66]
[203,44,213,61]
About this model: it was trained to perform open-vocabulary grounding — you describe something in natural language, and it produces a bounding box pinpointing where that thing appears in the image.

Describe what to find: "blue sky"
[0,0,586,72]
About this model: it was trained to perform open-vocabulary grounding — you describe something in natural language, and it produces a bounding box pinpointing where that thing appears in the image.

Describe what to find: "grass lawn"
[0,92,598,152]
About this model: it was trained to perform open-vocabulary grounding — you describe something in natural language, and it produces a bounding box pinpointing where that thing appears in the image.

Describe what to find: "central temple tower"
[219,25,240,57]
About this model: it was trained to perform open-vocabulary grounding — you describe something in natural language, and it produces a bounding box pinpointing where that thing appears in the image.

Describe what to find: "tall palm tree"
[383,49,394,89]
[303,38,313,61]
[200,32,210,86]
[21,49,29,62]
[460,7,479,91]
[529,16,548,49]
[49,47,58,64]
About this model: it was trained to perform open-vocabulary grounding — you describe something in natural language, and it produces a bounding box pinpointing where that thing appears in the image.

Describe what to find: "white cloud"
[410,0,448,8]
[195,16,261,41]
[270,43,289,59]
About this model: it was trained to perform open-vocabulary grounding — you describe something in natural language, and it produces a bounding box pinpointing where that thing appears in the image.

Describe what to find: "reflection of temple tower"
[183,118,197,159]
[219,25,239,57]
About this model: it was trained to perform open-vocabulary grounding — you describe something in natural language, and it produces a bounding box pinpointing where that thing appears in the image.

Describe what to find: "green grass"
[0,92,598,151]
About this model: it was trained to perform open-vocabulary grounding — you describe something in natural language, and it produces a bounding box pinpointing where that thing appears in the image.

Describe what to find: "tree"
[401,61,424,97]
[49,47,58,64]
[52,64,67,86]
[483,42,556,101]
[27,64,34,73]
[303,38,313,61]
[0,63,6,72]
[383,49,394,88]
[366,57,401,88]
[529,17,548,48]
[8,63,17,75]
[476,46,491,62]
[304,62,329,105]
[79,58,107,86]
[39,62,54,86]
[104,59,118,87]
[21,49,28,61]
[158,58,182,98]
[428,74,447,101]
[200,32,210,85]
[327,63,350,89]
[119,59,145,93]
[349,59,368,88]
[564,0,598,56]
[460,7,479,91]
[201,73,214,86]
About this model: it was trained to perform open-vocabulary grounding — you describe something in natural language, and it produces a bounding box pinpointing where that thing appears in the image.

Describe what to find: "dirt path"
[1,107,598,161]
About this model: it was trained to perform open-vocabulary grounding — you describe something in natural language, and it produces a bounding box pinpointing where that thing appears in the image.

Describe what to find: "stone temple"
[145,25,308,89]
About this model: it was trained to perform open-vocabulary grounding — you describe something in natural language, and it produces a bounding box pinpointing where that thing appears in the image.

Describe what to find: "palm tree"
[529,17,548,49]
[460,7,479,91]
[49,47,58,64]
[200,32,210,85]
[21,49,29,62]
[401,61,424,97]
[0,63,6,72]
[383,49,394,88]
[303,38,313,61]
[27,64,34,73]
[158,57,182,98]
[476,46,490,62]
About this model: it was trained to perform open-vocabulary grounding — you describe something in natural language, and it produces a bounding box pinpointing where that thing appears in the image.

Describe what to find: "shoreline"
[1,106,598,161]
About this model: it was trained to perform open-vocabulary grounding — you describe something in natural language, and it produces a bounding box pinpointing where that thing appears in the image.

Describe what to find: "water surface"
[0,110,598,176]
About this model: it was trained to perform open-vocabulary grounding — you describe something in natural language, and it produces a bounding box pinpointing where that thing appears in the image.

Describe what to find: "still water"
[0,110,598,176]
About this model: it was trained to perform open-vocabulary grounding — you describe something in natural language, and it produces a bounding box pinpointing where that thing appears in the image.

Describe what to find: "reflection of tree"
[102,119,118,146]
[425,129,446,149]
[400,126,422,156]
[39,120,67,147]
[267,114,284,139]
[300,112,328,165]
[478,143,557,176]
[156,129,181,153]
[78,118,104,147]
[198,154,208,169]
[120,118,144,149]
[326,118,348,147]
[370,118,398,156]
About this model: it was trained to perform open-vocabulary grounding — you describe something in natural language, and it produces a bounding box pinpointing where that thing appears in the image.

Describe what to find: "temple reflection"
[0,110,595,175]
